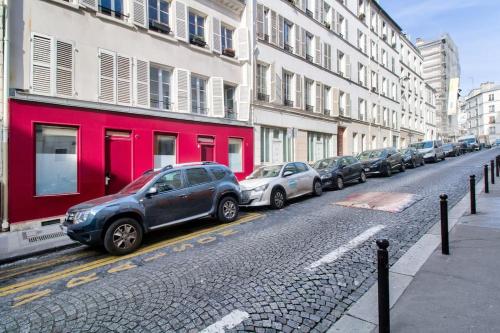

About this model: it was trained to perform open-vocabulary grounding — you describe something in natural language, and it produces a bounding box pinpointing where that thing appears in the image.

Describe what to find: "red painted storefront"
[8,99,254,224]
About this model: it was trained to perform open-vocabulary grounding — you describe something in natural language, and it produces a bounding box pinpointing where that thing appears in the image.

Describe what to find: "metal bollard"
[484,165,489,194]
[440,194,449,255]
[377,239,390,333]
[491,160,495,184]
[496,156,500,178]
[470,175,476,214]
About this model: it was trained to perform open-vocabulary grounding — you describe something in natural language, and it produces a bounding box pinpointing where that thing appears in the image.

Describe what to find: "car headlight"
[74,209,96,224]
[252,184,269,193]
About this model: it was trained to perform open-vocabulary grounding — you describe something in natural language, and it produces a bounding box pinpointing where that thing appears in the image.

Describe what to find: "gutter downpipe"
[1,0,9,231]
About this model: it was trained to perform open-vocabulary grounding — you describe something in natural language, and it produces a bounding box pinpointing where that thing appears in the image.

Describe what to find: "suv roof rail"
[201,161,218,165]
[160,165,173,172]
[142,168,154,175]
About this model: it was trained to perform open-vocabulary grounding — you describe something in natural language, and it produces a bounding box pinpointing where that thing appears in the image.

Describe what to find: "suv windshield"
[358,150,385,160]
[120,172,158,194]
[459,138,476,144]
[400,148,411,154]
[248,165,283,179]
[411,141,433,149]
[313,158,338,169]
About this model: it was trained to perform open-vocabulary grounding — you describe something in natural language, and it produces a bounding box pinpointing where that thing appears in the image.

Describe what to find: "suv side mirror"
[146,186,158,197]
[283,170,293,177]
[387,153,392,157]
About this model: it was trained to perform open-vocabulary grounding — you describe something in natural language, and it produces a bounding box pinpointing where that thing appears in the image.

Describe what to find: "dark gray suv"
[61,162,241,255]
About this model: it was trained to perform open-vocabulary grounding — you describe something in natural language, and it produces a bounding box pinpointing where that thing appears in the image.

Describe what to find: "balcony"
[257,92,269,102]
[324,109,331,116]
[284,99,294,107]
[222,48,235,58]
[284,43,294,53]
[306,105,314,112]
[190,34,206,47]
[358,13,366,21]
[339,107,345,116]
[99,5,128,20]
[306,54,314,63]
[306,9,314,18]
[225,108,237,119]
[191,107,209,115]
[371,87,378,93]
[149,20,171,34]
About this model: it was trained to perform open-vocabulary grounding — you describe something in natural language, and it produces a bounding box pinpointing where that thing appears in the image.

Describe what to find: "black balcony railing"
[99,5,128,20]
[284,99,294,107]
[257,92,270,102]
[284,43,294,53]
[306,9,313,17]
[149,20,171,34]
[306,105,314,112]
[225,108,237,119]
[306,54,314,62]
[324,109,331,116]
[191,107,209,115]
[190,34,206,47]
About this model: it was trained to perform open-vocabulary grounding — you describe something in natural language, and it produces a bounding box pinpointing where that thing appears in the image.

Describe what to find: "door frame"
[104,129,133,195]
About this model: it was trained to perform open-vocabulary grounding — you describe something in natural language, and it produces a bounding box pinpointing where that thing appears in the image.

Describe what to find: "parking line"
[0,212,264,297]
[199,310,249,333]
[306,225,385,270]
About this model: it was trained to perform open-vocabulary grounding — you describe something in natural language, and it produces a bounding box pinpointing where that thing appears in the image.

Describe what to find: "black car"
[358,148,405,177]
[399,147,425,168]
[313,156,366,190]
[442,143,461,157]
[62,162,241,255]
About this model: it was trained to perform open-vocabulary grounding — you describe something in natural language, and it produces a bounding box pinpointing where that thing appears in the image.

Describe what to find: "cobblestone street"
[0,149,498,333]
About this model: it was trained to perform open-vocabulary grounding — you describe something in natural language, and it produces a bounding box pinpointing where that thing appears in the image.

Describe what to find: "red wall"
[8,99,254,223]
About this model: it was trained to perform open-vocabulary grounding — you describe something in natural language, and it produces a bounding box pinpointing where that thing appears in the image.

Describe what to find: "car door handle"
[208,187,215,192]
[178,194,189,198]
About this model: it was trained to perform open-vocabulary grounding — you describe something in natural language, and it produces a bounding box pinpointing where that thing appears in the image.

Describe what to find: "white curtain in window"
[228,138,243,172]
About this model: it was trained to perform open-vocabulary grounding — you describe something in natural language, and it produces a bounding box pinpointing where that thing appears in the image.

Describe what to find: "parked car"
[399,147,425,168]
[442,143,461,157]
[458,135,480,151]
[458,141,470,154]
[409,140,445,162]
[62,162,241,255]
[313,156,366,190]
[239,162,322,209]
[357,148,405,177]
[493,139,500,147]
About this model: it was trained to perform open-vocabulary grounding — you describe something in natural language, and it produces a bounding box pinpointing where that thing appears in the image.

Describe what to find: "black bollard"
[440,194,449,255]
[496,156,500,177]
[491,160,495,184]
[470,175,477,214]
[377,239,390,333]
[484,165,489,194]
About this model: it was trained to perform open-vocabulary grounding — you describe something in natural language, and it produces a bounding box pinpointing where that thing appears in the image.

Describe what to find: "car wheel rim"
[222,200,237,219]
[274,191,284,207]
[337,178,343,189]
[361,172,366,182]
[315,181,321,193]
[113,224,137,250]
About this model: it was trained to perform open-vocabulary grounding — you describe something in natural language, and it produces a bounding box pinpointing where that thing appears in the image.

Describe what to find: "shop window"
[36,125,77,195]
[154,134,176,168]
[228,138,243,172]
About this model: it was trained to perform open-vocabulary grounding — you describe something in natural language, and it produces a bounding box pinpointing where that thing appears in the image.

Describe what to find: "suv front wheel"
[218,196,239,223]
[103,218,143,255]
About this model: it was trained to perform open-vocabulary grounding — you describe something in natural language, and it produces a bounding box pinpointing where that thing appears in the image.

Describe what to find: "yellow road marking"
[12,289,51,308]
[66,273,98,288]
[0,212,263,297]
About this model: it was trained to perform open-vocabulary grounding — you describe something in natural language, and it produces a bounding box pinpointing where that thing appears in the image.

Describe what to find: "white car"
[239,162,322,209]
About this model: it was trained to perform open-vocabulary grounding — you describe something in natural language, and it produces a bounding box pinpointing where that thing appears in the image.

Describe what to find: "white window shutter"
[318,0,324,22]
[301,28,306,58]
[237,27,249,61]
[212,17,221,54]
[117,54,132,105]
[270,11,277,45]
[210,77,224,117]
[132,0,147,28]
[332,88,340,117]
[300,0,306,11]
[346,93,351,117]
[237,85,250,121]
[295,74,302,109]
[278,15,284,48]
[315,36,321,65]
[256,4,264,39]
[175,1,188,41]
[80,0,97,10]
[31,33,53,95]
[174,68,190,113]
[336,13,341,34]
[315,82,322,113]
[134,58,149,108]
[314,0,320,20]
[55,39,74,97]
[99,49,116,103]
[275,70,282,104]
[346,54,351,79]
[270,62,276,102]
[295,24,301,56]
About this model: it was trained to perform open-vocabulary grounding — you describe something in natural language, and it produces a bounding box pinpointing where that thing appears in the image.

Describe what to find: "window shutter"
[237,85,250,121]
[275,70,282,104]
[314,0,320,20]
[210,77,224,117]
[346,54,351,79]
[256,4,264,39]
[295,24,301,56]
[31,34,53,95]
[318,0,324,22]
[175,1,188,41]
[134,58,149,108]
[270,62,276,102]
[315,82,322,113]
[315,36,321,65]
[300,0,306,11]
[270,11,277,45]
[295,74,302,109]
[98,49,116,103]
[278,15,284,49]
[336,13,341,34]
[346,93,351,117]
[332,88,340,117]
[116,55,132,105]
[132,0,147,28]
[301,28,306,58]
[80,0,97,10]
[237,27,249,61]
[174,68,190,113]
[55,40,74,97]
[212,17,221,54]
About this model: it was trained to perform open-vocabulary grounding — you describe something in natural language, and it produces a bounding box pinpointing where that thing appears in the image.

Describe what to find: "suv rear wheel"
[103,218,143,255]
[218,196,239,223]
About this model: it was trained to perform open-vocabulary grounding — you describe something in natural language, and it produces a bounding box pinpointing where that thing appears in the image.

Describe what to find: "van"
[409,140,445,162]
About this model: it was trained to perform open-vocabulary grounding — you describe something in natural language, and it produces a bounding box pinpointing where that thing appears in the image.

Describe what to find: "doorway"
[105,130,132,194]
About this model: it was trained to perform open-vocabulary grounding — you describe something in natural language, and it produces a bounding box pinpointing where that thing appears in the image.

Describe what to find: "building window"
[36,125,77,195]
[189,12,205,46]
[339,91,346,115]
[324,85,331,115]
[154,134,176,168]
[371,40,377,60]
[337,51,345,76]
[191,75,207,114]
[99,0,124,19]
[150,66,170,110]
[306,33,314,62]
[489,126,496,134]
[358,63,366,86]
[224,85,236,119]
[489,116,496,124]
[305,79,314,111]
[359,98,366,121]
[489,94,494,101]
[283,71,293,107]
[284,20,293,52]
[338,14,346,38]
[256,63,269,101]
[221,26,233,51]
[228,138,243,172]
[489,105,495,113]
[260,127,293,163]
[148,0,170,33]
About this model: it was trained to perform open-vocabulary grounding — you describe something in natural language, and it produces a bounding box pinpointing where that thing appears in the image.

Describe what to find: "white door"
[272,139,283,163]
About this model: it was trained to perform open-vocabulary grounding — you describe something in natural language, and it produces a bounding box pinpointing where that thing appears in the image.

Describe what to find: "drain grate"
[27,231,66,243]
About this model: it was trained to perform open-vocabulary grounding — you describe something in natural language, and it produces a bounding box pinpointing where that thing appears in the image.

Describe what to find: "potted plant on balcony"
[324,21,331,29]
[358,13,366,21]
[190,34,206,47]
[223,48,235,57]
[150,20,171,34]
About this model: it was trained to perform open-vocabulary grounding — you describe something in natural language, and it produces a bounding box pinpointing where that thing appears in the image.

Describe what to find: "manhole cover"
[335,192,422,212]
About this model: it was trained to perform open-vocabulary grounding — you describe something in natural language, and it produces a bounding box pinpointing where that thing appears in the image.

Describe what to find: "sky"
[381,0,500,95]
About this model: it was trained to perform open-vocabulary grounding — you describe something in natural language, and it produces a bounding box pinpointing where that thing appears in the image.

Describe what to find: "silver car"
[239,162,322,209]
[409,140,445,162]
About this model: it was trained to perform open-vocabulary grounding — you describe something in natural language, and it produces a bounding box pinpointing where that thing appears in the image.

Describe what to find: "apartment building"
[416,34,461,141]
[252,0,402,165]
[462,82,500,144]
[1,0,254,229]
[424,83,438,141]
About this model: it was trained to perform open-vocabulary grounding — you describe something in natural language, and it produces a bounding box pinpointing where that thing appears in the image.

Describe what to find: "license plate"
[364,168,370,172]
[61,225,68,234]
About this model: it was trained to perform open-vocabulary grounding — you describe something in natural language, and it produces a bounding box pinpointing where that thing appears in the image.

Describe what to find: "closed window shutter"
[174,68,190,113]
[270,62,276,102]
[134,58,149,108]
[275,70,282,104]
[210,77,224,117]
[31,34,53,95]
[132,0,147,28]
[256,4,264,39]
[237,27,249,61]
[346,93,351,117]
[80,0,97,10]
[332,88,339,117]
[278,15,284,48]
[300,0,306,11]
[237,85,250,121]
[295,24,301,56]
[212,17,221,54]
[55,40,74,97]
[270,11,277,45]
[346,54,351,79]
[315,82,322,113]
[315,36,321,65]
[175,1,188,41]
[117,55,132,105]
[295,74,302,109]
[314,0,320,20]
[301,28,306,58]
[98,49,116,103]
[336,13,341,34]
